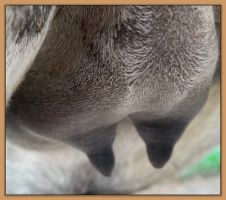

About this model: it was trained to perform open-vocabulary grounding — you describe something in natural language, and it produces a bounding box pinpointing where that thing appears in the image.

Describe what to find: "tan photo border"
[0,0,224,199]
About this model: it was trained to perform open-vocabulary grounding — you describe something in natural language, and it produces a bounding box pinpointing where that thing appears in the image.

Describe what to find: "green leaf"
[179,145,220,180]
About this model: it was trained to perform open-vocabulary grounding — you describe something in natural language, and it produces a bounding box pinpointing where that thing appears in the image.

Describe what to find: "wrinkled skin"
[7,6,218,176]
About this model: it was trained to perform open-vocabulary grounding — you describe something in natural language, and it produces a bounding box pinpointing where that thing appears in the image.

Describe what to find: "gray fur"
[7,5,218,184]
[6,6,56,106]
[9,6,52,43]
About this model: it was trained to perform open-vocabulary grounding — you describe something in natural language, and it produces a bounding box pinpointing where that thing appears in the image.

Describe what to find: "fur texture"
[6,5,219,193]
[6,6,56,106]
